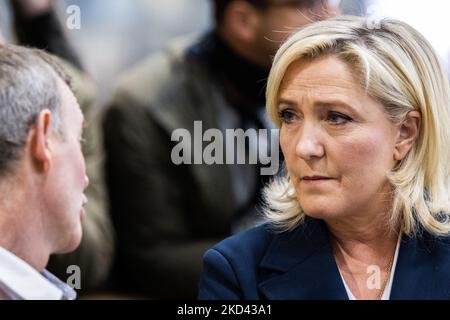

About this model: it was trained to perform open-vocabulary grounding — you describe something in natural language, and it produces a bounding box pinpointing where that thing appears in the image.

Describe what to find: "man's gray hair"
[0,45,71,176]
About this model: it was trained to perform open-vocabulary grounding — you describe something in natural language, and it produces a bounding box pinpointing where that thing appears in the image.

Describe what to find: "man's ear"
[30,109,53,173]
[394,110,421,161]
[222,1,261,42]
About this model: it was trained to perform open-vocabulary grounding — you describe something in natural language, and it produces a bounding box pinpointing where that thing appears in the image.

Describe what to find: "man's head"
[0,45,88,257]
[213,0,339,68]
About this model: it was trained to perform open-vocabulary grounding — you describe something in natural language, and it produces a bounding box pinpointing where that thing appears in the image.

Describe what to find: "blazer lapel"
[258,219,449,300]
[257,219,348,300]
[390,233,448,300]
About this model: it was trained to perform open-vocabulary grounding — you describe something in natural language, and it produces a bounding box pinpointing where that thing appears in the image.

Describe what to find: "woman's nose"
[295,123,325,161]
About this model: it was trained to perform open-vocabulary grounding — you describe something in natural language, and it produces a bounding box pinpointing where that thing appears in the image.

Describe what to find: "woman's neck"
[327,212,397,244]
[326,212,399,261]
[325,213,400,300]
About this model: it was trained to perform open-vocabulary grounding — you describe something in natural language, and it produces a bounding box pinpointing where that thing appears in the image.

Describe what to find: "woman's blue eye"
[278,109,297,124]
[327,112,353,125]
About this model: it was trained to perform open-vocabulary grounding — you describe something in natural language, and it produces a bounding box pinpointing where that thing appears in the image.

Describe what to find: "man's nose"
[295,122,325,161]
[84,175,90,189]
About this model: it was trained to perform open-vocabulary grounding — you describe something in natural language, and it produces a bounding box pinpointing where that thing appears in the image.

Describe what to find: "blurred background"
[1,0,212,103]
[0,0,367,104]
[2,0,450,102]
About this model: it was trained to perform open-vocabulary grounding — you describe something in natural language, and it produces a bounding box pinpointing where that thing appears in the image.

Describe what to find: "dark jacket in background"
[103,32,271,299]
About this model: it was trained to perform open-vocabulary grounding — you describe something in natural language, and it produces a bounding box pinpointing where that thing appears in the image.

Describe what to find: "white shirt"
[0,247,76,300]
[338,235,401,300]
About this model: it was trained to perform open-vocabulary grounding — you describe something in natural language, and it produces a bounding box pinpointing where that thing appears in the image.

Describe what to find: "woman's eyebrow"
[277,98,297,108]
[277,98,358,112]
[314,100,358,113]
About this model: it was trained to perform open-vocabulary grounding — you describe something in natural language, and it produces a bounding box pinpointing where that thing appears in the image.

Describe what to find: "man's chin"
[55,229,83,254]
[80,207,86,222]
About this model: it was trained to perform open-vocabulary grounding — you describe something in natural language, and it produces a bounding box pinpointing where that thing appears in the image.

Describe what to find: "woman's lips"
[302,176,332,181]
[300,176,335,186]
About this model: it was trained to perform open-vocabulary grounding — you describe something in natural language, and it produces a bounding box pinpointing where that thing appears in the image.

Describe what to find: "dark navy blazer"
[198,218,450,299]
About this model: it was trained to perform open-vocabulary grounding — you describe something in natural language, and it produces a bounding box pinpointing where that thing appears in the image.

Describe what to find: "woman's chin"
[301,203,343,221]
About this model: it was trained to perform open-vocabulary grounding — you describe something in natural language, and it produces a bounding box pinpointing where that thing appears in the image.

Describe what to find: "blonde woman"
[198,16,450,300]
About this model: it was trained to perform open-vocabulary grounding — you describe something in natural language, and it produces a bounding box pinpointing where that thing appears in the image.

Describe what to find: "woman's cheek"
[336,132,393,182]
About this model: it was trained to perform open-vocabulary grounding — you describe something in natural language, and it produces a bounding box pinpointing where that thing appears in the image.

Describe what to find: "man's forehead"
[57,77,82,118]
[78,104,86,126]
[72,99,83,121]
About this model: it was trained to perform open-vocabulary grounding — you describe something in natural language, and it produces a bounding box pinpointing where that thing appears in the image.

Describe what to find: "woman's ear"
[30,109,53,173]
[393,110,421,161]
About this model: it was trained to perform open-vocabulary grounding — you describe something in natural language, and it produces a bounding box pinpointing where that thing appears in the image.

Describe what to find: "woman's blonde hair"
[264,16,450,236]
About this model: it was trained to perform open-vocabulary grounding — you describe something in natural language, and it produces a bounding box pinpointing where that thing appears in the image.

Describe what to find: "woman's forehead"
[279,57,362,97]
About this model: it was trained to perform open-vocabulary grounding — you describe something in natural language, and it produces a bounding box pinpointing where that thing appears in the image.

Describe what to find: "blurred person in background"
[9,0,82,69]
[104,0,338,299]
[1,0,114,293]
